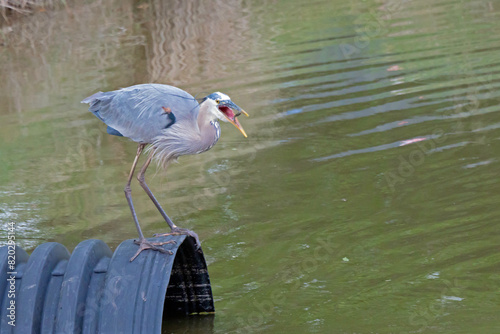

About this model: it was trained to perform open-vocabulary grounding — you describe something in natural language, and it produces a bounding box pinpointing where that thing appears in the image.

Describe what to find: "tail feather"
[82,91,117,123]
[81,91,114,104]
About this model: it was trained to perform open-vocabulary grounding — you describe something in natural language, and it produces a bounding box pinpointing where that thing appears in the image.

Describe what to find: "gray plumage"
[82,83,238,167]
[82,84,198,143]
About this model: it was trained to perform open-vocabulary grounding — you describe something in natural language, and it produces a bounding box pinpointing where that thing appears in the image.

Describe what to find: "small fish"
[399,137,427,146]
[387,65,402,71]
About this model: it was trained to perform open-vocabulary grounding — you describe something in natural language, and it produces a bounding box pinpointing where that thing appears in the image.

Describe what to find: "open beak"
[228,116,247,137]
[219,101,248,138]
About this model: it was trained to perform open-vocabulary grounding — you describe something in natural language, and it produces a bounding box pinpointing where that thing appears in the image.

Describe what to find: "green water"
[1,0,500,333]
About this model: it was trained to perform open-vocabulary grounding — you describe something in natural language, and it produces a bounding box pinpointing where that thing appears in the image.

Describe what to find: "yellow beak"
[227,116,247,138]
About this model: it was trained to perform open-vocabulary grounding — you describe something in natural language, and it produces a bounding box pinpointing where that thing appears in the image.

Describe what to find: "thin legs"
[124,144,146,239]
[137,149,201,247]
[137,149,177,230]
[125,144,175,262]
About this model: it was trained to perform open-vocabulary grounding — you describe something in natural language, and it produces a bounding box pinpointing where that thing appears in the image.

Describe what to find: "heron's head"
[202,92,249,137]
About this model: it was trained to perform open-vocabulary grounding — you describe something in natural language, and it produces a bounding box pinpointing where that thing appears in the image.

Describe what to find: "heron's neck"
[196,102,220,153]
[151,103,220,168]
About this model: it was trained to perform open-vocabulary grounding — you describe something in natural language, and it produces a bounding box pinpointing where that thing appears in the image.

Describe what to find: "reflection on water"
[140,0,252,85]
[1,0,500,333]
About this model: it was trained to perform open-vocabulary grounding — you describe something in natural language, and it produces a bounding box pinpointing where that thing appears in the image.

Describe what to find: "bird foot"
[130,238,176,262]
[154,227,201,249]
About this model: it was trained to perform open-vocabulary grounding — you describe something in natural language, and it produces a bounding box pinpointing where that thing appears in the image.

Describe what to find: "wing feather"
[82,84,200,143]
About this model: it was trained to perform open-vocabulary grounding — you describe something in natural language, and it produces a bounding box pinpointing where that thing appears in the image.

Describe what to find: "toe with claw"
[130,238,176,262]
[154,227,201,249]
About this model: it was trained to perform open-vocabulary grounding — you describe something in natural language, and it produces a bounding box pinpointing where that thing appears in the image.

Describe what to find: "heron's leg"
[136,149,177,229]
[124,144,147,239]
[137,149,201,247]
[125,144,176,262]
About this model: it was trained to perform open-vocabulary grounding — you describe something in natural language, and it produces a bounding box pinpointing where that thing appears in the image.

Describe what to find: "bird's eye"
[215,99,220,104]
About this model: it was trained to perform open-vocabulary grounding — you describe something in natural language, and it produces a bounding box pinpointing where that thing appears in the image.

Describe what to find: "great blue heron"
[82,84,248,261]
